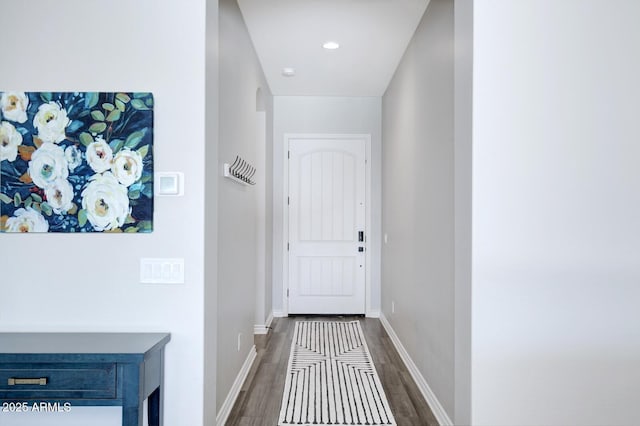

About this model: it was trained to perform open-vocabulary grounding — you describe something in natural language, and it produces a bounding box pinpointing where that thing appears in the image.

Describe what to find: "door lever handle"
[358,231,364,242]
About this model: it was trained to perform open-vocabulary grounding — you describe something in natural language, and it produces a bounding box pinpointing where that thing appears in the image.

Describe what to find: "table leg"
[122,406,143,426]
[148,387,161,426]
[120,363,144,426]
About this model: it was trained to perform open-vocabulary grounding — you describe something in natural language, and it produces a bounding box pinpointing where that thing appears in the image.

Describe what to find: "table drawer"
[0,363,116,399]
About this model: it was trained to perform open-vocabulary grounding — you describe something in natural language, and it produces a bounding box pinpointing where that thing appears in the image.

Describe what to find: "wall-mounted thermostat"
[155,172,184,196]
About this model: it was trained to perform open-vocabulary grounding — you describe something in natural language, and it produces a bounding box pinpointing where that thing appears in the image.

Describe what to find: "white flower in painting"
[65,145,82,172]
[86,137,113,173]
[28,143,69,189]
[0,92,29,123]
[111,148,143,187]
[81,172,130,231]
[5,207,49,233]
[0,121,23,162]
[44,178,74,214]
[33,101,70,144]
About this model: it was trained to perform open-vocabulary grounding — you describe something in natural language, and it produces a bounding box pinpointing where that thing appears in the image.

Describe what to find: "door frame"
[282,133,372,316]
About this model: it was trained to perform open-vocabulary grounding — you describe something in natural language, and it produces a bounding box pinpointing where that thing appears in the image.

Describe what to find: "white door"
[288,137,366,314]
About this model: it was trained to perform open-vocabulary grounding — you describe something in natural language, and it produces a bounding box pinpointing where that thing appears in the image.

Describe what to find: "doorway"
[284,134,371,314]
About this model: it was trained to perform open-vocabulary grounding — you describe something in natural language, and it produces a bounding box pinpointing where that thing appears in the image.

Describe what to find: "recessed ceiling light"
[282,67,296,77]
[322,41,340,50]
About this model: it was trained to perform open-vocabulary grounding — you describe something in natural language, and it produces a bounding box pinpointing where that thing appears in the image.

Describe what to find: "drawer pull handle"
[8,378,48,386]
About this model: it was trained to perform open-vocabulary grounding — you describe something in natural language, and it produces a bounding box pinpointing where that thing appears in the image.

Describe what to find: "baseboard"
[254,312,274,335]
[272,310,287,318]
[366,309,381,318]
[216,345,257,426]
[379,314,454,426]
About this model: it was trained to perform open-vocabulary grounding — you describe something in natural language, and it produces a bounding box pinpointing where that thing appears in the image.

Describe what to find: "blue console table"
[0,332,170,426]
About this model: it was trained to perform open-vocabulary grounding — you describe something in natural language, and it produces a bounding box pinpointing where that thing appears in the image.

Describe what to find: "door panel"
[288,138,366,314]
[296,257,354,296]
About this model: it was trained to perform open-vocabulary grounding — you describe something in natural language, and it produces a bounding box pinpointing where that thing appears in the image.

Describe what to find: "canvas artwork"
[0,92,153,233]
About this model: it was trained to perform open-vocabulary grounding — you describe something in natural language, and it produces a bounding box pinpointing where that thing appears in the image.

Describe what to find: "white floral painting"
[0,92,153,233]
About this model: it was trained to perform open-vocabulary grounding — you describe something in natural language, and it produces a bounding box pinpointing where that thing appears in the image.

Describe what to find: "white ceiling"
[237,0,430,97]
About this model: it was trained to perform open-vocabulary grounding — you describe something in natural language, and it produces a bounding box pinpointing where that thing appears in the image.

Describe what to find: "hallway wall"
[204,0,220,423]
[0,1,207,425]
[453,0,473,424]
[472,1,640,424]
[217,0,273,411]
[381,0,455,420]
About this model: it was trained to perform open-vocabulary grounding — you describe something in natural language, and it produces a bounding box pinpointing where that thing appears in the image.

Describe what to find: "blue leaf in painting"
[84,92,99,109]
[67,120,84,133]
[141,184,153,199]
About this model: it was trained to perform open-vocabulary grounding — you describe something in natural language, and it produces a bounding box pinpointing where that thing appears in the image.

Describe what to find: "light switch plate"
[140,258,185,284]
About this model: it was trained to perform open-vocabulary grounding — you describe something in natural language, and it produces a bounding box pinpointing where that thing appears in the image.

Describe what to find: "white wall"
[0,1,207,426]
[272,96,382,316]
[472,1,640,424]
[381,0,455,419]
[217,0,273,410]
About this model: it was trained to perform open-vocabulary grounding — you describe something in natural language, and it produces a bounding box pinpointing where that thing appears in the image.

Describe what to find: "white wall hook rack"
[224,155,256,185]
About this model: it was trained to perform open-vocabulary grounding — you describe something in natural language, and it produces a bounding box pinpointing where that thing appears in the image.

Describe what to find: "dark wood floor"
[226,316,439,426]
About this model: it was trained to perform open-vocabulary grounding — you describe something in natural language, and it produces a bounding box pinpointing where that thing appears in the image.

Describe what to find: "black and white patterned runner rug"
[278,321,396,425]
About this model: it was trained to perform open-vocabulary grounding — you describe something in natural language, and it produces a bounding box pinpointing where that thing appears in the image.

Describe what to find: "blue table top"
[0,333,170,362]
